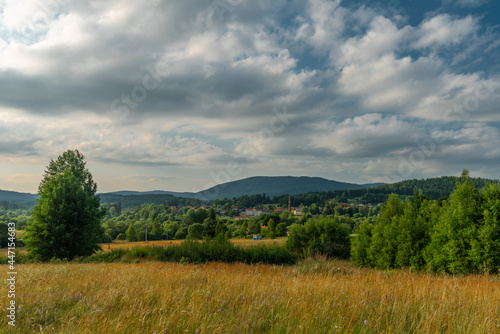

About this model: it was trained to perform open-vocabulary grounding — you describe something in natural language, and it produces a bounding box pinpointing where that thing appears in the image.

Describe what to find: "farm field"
[1,258,500,333]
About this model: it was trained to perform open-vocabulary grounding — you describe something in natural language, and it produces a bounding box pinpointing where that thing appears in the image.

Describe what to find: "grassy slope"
[1,258,499,333]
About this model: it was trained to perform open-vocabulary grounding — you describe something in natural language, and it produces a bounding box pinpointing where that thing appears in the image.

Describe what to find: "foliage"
[187,223,205,240]
[286,217,351,258]
[425,171,500,274]
[24,150,105,261]
[356,170,500,274]
[115,233,126,240]
[126,225,137,242]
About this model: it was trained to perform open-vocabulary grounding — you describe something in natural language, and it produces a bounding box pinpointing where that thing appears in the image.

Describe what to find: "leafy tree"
[367,194,403,268]
[164,221,179,240]
[267,218,276,239]
[115,233,126,240]
[275,222,287,237]
[188,223,205,240]
[108,206,118,218]
[350,221,373,266]
[150,218,163,240]
[204,208,217,238]
[469,184,500,273]
[309,203,320,215]
[126,225,137,242]
[286,223,308,254]
[425,170,481,274]
[323,204,333,216]
[239,220,248,238]
[183,209,197,225]
[24,150,105,261]
[215,221,227,237]
[286,218,351,258]
[174,227,187,240]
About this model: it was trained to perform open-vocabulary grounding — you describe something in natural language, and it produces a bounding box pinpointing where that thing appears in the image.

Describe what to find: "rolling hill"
[0,190,38,202]
[194,176,382,200]
[0,176,380,206]
[5,174,497,208]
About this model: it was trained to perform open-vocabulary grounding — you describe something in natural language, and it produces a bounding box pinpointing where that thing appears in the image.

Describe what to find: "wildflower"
[364,320,368,325]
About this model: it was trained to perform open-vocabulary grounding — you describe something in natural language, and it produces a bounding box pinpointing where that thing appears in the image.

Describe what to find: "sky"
[1,0,500,194]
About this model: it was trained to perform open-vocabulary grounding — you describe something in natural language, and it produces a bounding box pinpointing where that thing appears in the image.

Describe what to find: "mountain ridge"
[0,176,381,203]
[194,176,382,200]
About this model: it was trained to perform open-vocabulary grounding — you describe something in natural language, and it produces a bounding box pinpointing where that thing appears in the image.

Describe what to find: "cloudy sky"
[1,0,500,193]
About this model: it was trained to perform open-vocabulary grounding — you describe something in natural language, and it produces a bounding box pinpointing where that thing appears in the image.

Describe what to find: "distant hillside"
[0,190,38,202]
[372,176,499,199]
[106,190,195,198]
[3,174,495,209]
[98,193,182,207]
[195,176,382,200]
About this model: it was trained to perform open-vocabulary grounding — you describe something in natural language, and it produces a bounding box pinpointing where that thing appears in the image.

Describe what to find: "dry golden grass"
[99,238,286,252]
[0,238,285,255]
[1,258,499,333]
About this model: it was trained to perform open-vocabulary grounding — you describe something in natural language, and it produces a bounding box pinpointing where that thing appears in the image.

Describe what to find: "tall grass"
[1,258,499,333]
[79,239,296,265]
[0,239,295,265]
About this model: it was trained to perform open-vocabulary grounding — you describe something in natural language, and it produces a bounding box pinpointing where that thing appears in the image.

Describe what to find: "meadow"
[1,257,499,333]
[0,237,286,255]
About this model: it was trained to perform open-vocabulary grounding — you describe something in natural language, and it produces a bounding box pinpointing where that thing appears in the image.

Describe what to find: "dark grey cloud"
[0,139,39,156]
[1,0,500,192]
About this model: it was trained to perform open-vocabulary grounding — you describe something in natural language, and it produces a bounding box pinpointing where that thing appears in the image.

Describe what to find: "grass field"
[0,237,286,255]
[1,257,499,333]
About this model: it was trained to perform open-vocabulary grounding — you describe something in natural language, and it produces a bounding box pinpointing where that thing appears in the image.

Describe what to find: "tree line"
[351,170,500,274]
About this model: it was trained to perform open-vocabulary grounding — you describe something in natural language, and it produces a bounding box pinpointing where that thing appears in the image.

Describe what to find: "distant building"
[245,208,263,217]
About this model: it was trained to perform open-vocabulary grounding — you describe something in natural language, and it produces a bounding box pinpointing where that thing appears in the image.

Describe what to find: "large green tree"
[425,170,481,273]
[24,150,105,260]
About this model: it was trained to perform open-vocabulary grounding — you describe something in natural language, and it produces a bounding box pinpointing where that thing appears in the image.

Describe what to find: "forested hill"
[258,175,500,208]
[196,176,382,200]
[1,175,497,209]
[0,190,38,202]
[373,176,499,199]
